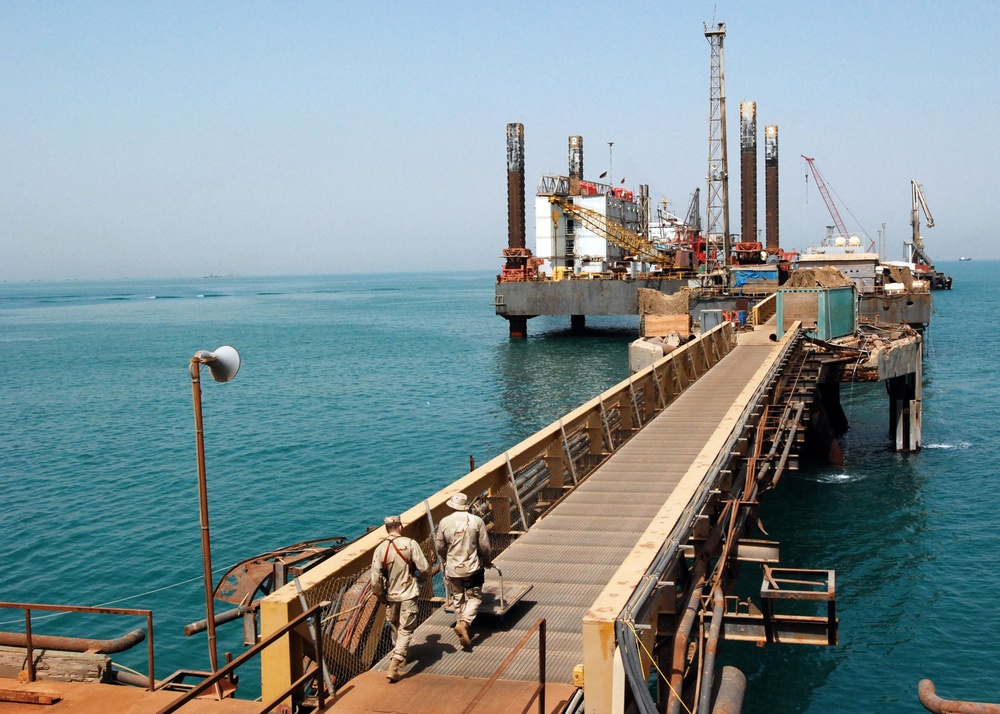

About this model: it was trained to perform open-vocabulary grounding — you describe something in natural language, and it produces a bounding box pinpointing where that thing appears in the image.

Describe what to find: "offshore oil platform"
[494,29,948,340]
[0,20,974,714]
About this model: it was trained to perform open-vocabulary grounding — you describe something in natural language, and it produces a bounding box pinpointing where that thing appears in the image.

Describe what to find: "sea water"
[1,263,996,711]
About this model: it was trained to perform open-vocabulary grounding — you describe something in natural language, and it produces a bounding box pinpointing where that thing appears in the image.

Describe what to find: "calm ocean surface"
[1,263,995,711]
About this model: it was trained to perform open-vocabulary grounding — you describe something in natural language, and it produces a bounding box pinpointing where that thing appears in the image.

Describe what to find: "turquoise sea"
[1,263,995,712]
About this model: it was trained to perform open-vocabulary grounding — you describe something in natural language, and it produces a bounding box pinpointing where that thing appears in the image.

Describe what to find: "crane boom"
[549,196,673,264]
[801,155,850,239]
[910,179,935,265]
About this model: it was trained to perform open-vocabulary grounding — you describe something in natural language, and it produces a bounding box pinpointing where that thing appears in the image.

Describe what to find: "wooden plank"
[0,646,111,684]
[0,686,62,704]
[643,314,691,337]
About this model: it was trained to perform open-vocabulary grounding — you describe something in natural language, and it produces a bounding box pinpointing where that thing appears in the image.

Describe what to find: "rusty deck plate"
[328,670,576,714]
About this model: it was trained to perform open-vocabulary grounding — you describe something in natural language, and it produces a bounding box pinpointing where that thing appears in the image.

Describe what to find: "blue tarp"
[732,270,776,287]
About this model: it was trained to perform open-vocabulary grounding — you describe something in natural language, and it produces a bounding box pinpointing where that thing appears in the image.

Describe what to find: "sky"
[3,1,998,281]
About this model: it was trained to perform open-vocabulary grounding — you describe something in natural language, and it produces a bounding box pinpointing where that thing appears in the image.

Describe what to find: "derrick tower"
[705,22,731,268]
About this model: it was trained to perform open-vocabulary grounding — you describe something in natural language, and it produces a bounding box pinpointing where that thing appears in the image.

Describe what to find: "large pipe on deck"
[0,628,146,654]
[740,101,757,245]
[764,124,779,252]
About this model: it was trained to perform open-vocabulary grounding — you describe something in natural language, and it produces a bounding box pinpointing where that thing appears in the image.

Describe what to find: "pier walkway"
[311,326,794,713]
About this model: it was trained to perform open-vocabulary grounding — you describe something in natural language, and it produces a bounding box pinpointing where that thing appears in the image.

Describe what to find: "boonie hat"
[446,493,468,511]
[384,515,402,527]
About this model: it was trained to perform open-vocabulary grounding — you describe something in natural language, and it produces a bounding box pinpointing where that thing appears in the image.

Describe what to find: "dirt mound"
[638,288,690,315]
[785,266,855,288]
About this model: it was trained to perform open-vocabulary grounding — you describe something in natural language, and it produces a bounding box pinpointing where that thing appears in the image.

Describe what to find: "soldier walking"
[435,493,492,648]
[371,515,429,682]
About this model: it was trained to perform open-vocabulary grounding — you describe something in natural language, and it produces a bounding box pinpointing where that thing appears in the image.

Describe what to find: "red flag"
[620,177,626,184]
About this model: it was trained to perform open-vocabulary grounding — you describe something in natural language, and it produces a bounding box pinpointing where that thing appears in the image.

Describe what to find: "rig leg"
[508,316,528,339]
[571,315,586,333]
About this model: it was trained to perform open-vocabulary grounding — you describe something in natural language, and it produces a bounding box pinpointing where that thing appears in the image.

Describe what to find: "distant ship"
[959,256,972,261]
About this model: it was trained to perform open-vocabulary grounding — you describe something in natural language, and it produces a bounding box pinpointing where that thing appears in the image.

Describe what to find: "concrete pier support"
[880,335,923,452]
[887,369,922,452]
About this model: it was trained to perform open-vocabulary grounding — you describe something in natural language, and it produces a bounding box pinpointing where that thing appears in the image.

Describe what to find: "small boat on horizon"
[959,256,972,261]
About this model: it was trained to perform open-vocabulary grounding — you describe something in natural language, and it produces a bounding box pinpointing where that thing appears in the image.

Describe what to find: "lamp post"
[189,346,241,680]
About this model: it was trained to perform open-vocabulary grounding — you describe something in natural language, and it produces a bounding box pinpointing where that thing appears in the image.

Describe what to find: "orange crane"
[801,155,850,240]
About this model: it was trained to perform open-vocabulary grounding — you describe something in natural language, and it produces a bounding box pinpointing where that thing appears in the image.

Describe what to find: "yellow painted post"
[260,594,303,710]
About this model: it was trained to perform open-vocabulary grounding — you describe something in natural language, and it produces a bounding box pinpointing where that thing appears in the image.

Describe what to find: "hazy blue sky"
[3,2,997,280]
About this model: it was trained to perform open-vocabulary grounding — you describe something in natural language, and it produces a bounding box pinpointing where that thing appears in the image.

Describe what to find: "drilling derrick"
[740,101,758,246]
[705,22,731,268]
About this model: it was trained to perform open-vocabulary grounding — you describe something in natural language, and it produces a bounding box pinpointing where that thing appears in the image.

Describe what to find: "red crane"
[801,155,850,240]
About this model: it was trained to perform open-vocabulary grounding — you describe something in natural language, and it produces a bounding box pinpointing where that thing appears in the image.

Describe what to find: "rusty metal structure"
[705,22,731,268]
[740,101,757,245]
[765,125,779,252]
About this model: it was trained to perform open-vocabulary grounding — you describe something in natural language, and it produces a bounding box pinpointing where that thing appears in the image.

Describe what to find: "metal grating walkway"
[384,342,776,685]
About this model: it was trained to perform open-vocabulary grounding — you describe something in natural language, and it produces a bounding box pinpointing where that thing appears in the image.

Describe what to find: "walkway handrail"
[749,292,777,326]
[154,600,330,714]
[461,618,547,714]
[0,601,155,691]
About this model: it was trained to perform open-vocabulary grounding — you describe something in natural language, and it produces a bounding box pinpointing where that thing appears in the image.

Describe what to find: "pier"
[253,319,869,713]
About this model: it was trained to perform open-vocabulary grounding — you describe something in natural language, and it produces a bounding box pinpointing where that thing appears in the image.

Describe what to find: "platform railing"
[154,600,329,714]
[749,291,777,326]
[259,322,737,707]
[461,618,547,714]
[0,601,155,691]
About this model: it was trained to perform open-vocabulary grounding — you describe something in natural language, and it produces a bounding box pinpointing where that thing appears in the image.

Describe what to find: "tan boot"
[454,621,472,648]
[387,658,403,682]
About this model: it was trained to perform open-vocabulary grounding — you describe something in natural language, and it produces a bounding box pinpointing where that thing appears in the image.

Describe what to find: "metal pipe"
[0,627,146,654]
[698,585,726,714]
[183,604,254,636]
[189,361,220,677]
[667,583,704,714]
[24,610,34,682]
[112,667,160,689]
[918,680,1000,714]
